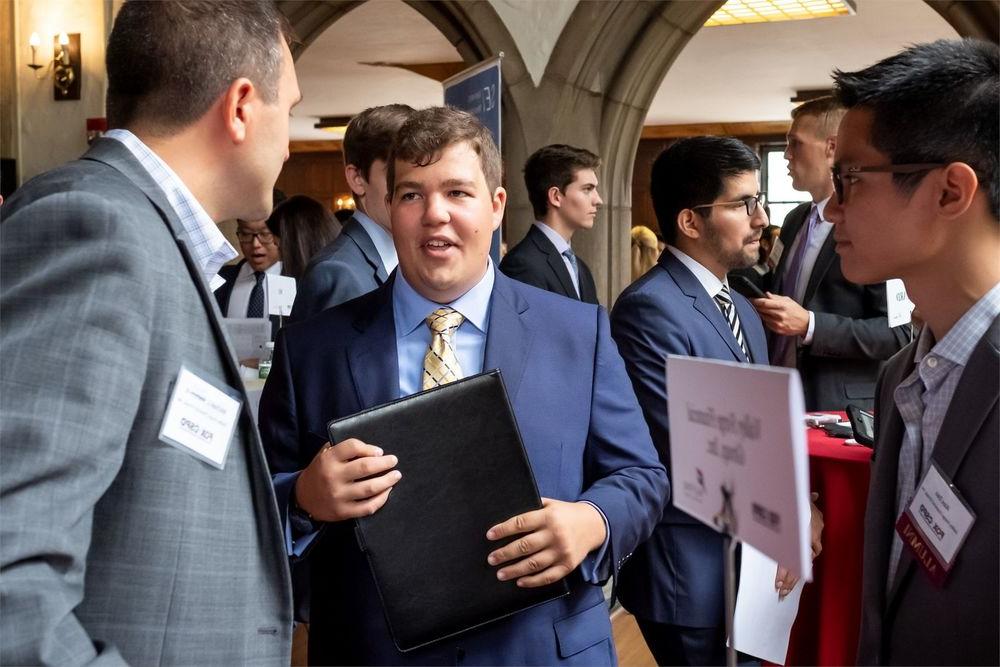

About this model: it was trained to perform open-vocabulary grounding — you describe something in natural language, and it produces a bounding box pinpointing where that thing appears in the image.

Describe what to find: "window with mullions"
[760,143,810,227]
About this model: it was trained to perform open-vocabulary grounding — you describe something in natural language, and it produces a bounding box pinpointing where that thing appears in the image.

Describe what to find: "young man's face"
[825,108,939,285]
[554,168,603,231]
[698,171,769,272]
[785,113,834,198]
[390,141,505,304]
[236,218,280,271]
[349,158,392,232]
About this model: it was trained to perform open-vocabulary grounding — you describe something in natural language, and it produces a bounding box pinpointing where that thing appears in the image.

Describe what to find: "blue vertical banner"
[443,56,503,261]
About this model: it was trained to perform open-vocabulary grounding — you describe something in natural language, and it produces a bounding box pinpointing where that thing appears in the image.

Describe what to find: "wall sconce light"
[26,31,81,101]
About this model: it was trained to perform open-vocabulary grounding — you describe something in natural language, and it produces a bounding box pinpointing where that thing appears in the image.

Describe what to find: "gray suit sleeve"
[1,193,152,666]
[809,282,911,360]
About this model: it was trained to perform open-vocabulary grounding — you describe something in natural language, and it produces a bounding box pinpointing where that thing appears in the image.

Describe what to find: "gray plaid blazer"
[0,139,292,665]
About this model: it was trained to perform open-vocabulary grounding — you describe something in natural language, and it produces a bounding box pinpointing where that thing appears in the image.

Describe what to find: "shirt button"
[926,356,938,368]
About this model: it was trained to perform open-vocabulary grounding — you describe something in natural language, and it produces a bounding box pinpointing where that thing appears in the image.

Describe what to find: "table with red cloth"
[785,414,872,666]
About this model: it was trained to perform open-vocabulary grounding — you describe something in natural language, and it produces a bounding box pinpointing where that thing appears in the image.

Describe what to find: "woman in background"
[266,195,342,280]
[630,225,660,282]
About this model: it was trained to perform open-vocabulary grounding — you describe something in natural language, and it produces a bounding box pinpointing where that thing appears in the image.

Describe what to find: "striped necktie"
[422,307,465,390]
[714,284,751,361]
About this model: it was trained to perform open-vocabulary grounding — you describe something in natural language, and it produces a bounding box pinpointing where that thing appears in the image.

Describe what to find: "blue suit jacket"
[259,269,668,665]
[288,215,387,323]
[610,250,768,628]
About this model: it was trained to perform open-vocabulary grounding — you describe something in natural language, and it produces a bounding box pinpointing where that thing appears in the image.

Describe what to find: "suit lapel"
[344,217,389,283]
[483,271,534,404]
[661,252,746,361]
[529,225,579,299]
[347,281,399,409]
[802,232,836,306]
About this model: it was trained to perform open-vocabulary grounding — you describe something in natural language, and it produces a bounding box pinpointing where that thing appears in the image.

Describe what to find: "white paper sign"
[729,544,803,664]
[267,274,297,317]
[886,278,915,327]
[223,318,271,361]
[666,356,812,580]
[159,366,241,469]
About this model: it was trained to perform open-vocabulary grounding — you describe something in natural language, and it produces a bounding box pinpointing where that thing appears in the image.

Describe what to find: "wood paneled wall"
[275,150,350,209]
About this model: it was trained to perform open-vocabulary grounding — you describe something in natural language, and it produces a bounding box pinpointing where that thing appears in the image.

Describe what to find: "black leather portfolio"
[326,369,569,652]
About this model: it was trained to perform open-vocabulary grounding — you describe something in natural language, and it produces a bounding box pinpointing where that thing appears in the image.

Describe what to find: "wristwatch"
[289,487,320,535]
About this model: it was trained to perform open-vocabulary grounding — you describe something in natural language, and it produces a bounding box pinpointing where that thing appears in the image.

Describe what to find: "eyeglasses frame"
[831,163,946,204]
[691,192,768,218]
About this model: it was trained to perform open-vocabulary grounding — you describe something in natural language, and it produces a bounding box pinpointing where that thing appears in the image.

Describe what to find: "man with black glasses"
[751,96,909,411]
[827,39,998,666]
[216,218,283,329]
[611,136,822,665]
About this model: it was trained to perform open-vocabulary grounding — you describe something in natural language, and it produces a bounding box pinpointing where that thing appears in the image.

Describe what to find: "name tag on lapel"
[895,463,976,586]
[159,366,242,469]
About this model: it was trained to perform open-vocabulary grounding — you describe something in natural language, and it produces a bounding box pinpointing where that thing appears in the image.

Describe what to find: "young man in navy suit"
[611,137,822,665]
[259,107,668,665]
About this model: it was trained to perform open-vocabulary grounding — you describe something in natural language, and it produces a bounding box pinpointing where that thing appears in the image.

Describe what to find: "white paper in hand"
[729,543,803,664]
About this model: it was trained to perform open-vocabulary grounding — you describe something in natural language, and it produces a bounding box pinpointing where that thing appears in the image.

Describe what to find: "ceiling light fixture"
[705,0,856,26]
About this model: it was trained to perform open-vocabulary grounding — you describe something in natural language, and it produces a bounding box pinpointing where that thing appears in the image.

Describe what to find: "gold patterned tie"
[422,307,465,390]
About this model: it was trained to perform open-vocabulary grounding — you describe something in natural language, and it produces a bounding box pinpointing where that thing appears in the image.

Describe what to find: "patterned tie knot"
[254,271,265,282]
[715,284,733,307]
[426,307,464,336]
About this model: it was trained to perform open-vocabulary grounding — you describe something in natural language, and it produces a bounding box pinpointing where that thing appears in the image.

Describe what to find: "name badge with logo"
[895,463,976,586]
[159,366,242,469]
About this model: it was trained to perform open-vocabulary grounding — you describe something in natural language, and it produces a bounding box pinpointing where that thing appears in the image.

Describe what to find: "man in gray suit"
[290,104,413,322]
[752,96,909,411]
[827,39,998,665]
[0,2,300,664]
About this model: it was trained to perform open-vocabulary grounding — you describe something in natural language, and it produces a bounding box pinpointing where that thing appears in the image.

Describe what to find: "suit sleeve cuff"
[578,501,612,584]
[275,471,322,558]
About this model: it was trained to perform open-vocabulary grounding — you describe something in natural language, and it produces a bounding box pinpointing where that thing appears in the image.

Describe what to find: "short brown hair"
[790,96,846,140]
[387,107,502,195]
[106,1,293,134]
[344,104,415,181]
[523,144,601,219]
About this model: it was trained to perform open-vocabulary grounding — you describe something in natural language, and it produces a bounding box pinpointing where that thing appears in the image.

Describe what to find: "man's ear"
[345,164,367,198]
[937,162,980,220]
[221,78,255,144]
[546,185,563,211]
[677,208,701,241]
[491,187,507,231]
[825,136,837,162]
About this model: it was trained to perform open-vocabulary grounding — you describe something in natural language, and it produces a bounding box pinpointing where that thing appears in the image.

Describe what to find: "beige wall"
[14,0,112,183]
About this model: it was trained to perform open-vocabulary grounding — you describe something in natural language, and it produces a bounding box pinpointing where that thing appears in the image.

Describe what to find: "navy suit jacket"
[289,215,387,323]
[259,269,668,665]
[500,224,599,304]
[610,250,767,628]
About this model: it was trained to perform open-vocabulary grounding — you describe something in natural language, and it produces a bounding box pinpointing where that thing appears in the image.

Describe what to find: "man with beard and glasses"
[611,136,823,665]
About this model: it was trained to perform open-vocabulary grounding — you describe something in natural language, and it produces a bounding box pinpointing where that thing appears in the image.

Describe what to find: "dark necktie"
[246,271,265,318]
[771,206,820,365]
[715,284,751,361]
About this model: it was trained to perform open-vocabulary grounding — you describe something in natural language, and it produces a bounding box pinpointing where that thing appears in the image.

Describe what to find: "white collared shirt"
[104,129,237,280]
[667,245,729,300]
[226,261,283,318]
[354,210,398,274]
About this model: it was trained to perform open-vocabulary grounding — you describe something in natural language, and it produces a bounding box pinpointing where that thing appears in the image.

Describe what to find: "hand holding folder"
[294,437,402,522]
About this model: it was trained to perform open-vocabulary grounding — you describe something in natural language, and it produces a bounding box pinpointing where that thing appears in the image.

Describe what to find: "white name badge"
[895,463,976,586]
[767,237,784,270]
[159,366,242,469]
[267,274,297,317]
[886,278,915,328]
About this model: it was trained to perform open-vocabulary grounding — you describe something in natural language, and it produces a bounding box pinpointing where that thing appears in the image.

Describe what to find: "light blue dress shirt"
[354,209,398,275]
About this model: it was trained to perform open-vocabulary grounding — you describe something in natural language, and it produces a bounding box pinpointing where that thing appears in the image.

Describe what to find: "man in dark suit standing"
[291,104,413,322]
[500,144,602,303]
[612,137,821,665]
[259,107,668,665]
[752,97,909,411]
[827,39,998,665]
[1,2,299,663]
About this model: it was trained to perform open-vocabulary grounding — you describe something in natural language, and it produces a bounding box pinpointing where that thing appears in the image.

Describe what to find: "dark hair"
[833,38,999,220]
[344,105,415,181]
[387,107,502,195]
[106,1,292,133]
[790,96,846,139]
[650,136,760,245]
[523,144,601,219]
[264,195,340,279]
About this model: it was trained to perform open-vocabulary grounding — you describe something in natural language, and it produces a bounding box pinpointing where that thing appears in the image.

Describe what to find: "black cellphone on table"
[846,404,876,446]
[821,422,855,439]
[729,275,766,299]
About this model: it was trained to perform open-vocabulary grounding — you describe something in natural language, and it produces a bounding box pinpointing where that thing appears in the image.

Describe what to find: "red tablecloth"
[786,414,872,666]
